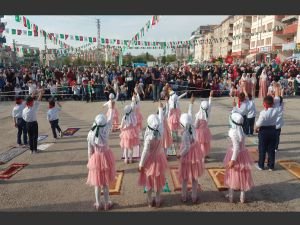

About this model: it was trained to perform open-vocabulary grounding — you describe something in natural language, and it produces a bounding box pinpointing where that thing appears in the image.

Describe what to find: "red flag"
[93,37,96,42]
[105,39,109,44]
[117,40,120,44]
[23,16,27,27]
[17,30,22,35]
[138,41,140,45]
[151,16,156,26]
[80,36,83,41]
[65,34,69,40]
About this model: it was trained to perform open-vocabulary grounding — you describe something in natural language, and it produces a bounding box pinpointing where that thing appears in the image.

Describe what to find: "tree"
[166,54,176,63]
[161,56,167,64]
[62,56,71,66]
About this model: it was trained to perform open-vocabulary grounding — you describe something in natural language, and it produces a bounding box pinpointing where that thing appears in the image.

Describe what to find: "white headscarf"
[260,69,267,80]
[195,100,209,121]
[228,112,244,142]
[296,74,300,83]
[109,93,115,100]
[122,104,137,126]
[180,113,196,142]
[168,91,179,109]
[87,114,110,146]
[144,114,162,141]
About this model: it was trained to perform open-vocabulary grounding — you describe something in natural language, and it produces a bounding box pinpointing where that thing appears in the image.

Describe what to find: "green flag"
[27,19,31,29]
[60,34,64,39]
[28,30,32,36]
[75,35,79,41]
[101,38,105,44]
[12,29,16,35]
[89,37,93,43]
[15,15,21,22]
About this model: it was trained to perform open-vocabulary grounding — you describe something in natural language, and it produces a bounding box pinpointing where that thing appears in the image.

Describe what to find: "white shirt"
[232,100,249,116]
[12,103,26,118]
[274,97,284,129]
[47,106,61,121]
[22,101,40,122]
[229,129,246,161]
[255,107,278,127]
[28,83,37,95]
[49,85,57,94]
[247,100,256,118]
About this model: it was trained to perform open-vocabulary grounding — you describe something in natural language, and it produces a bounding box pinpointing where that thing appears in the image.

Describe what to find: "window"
[258,26,262,32]
[262,25,266,32]
[252,28,256,33]
[266,37,271,45]
[267,22,273,31]
[251,41,256,48]
[252,16,257,22]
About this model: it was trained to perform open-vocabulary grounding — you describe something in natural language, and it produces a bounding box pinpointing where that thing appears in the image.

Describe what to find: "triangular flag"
[60,34,64,39]
[93,37,96,42]
[80,36,83,41]
[27,19,31,29]
[23,30,27,35]
[75,35,79,41]
[89,37,93,43]
[23,16,27,27]
[65,34,69,40]
[15,15,21,22]
[17,30,22,35]
[70,35,74,40]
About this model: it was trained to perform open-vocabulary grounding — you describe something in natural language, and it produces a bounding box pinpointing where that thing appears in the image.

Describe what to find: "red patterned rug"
[0,163,28,180]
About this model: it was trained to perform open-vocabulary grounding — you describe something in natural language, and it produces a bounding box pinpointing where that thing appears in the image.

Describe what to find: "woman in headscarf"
[258,68,268,98]
[223,112,254,203]
[86,110,116,211]
[138,101,168,208]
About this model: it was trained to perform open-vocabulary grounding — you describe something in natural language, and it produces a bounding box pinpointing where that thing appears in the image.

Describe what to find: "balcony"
[282,23,298,35]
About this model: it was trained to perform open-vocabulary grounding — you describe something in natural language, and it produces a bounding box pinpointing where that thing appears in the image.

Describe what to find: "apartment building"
[212,25,222,57]
[193,25,217,62]
[249,15,286,62]
[232,16,252,62]
[203,32,214,61]
[220,16,234,58]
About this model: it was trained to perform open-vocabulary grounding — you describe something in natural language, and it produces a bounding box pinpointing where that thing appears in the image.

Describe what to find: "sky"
[2,15,227,56]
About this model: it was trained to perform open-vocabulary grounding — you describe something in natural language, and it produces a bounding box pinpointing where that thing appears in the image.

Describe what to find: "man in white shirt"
[255,95,278,171]
[47,100,63,139]
[22,90,44,154]
[12,97,28,147]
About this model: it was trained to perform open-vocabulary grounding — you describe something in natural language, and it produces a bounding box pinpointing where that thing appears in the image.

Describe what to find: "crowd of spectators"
[0,59,300,103]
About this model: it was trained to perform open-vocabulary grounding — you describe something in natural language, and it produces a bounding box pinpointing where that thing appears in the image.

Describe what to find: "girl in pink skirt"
[194,90,213,158]
[161,97,173,156]
[167,90,187,143]
[177,97,204,203]
[103,93,119,132]
[138,101,168,207]
[86,111,116,211]
[223,112,254,203]
[119,104,139,164]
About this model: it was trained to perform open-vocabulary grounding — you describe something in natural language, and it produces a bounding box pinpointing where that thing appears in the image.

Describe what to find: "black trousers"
[17,118,28,145]
[50,119,62,138]
[26,121,38,152]
[275,128,281,150]
[245,117,255,135]
[242,115,247,134]
[258,126,276,169]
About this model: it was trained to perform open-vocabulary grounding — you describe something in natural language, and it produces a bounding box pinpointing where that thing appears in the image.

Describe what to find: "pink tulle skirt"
[168,108,181,131]
[86,147,116,187]
[179,142,204,182]
[223,148,254,191]
[120,125,140,149]
[195,120,212,156]
[162,119,173,149]
[138,152,168,192]
[135,108,143,130]
[107,108,119,130]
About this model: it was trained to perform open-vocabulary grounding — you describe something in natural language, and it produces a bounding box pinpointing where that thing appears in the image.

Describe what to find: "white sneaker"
[255,164,263,171]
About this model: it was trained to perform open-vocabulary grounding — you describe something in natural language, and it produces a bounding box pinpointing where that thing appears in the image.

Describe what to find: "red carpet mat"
[169,166,201,192]
[63,128,80,136]
[207,167,228,191]
[0,163,28,180]
[101,170,124,195]
[278,160,300,179]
